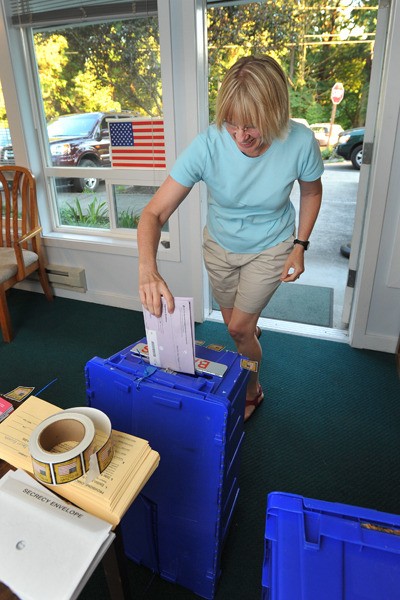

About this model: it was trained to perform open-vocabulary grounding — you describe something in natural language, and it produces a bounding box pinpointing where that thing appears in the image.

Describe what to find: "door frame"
[348,0,400,352]
[342,0,390,327]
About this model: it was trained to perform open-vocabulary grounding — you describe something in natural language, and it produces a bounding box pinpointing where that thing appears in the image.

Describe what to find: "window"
[37,16,162,232]
[7,3,165,235]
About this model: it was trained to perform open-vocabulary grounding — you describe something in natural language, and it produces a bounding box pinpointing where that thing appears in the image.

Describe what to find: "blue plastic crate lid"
[263,491,400,600]
[102,337,249,402]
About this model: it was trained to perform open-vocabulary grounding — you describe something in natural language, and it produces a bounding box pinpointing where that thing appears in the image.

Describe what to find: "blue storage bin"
[85,338,250,600]
[263,491,400,599]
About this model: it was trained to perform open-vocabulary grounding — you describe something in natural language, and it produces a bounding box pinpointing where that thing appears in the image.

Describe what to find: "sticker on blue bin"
[194,357,227,377]
[130,343,228,377]
[240,359,258,372]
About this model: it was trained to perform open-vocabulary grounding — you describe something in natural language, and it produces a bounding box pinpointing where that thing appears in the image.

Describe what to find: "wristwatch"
[293,238,310,250]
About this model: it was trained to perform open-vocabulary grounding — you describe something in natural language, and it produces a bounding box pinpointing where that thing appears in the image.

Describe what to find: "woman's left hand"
[280,245,305,282]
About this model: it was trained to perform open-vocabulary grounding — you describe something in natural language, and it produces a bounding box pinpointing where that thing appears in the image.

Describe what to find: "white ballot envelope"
[0,469,114,600]
[142,297,196,374]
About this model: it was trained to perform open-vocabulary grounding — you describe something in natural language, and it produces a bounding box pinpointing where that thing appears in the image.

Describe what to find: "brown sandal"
[244,384,264,422]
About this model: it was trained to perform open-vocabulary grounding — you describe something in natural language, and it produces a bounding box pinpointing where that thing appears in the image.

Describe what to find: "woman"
[138,55,323,421]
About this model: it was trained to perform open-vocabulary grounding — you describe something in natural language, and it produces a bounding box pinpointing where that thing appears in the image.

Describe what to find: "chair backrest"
[0,166,39,253]
[0,165,53,342]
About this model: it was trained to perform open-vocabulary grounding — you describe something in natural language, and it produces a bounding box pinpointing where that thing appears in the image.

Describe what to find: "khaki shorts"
[203,227,295,314]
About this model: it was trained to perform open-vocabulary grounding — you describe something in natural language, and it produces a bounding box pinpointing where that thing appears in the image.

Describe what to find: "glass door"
[206,0,379,336]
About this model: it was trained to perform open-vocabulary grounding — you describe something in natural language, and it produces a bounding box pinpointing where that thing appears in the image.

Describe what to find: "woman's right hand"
[137,176,192,318]
[139,268,175,318]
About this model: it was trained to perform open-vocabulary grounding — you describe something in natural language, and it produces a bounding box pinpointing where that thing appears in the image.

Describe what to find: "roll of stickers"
[28,407,114,486]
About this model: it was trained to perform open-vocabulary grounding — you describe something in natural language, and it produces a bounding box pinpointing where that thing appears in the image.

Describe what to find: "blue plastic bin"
[85,338,250,600]
[263,492,400,599]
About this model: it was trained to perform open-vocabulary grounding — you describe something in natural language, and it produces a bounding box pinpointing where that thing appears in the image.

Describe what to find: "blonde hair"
[215,55,290,146]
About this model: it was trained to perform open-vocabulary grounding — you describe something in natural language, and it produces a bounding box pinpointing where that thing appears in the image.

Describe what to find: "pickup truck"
[1,111,136,192]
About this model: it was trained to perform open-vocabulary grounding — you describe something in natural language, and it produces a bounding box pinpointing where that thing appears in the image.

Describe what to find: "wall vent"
[30,264,87,292]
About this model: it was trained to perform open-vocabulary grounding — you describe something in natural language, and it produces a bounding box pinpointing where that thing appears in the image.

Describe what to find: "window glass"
[34,19,161,123]
[207,1,377,129]
[55,183,167,232]
[19,15,162,232]
[113,184,168,231]
[56,182,110,229]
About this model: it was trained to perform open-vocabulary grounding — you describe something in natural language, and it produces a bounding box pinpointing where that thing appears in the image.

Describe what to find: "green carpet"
[213,283,334,327]
[1,290,400,600]
[261,283,333,326]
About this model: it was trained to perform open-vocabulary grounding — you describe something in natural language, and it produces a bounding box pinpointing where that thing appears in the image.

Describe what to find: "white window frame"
[13,4,182,261]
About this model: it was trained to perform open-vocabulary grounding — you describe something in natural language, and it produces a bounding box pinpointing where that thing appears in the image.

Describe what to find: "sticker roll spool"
[28,407,114,486]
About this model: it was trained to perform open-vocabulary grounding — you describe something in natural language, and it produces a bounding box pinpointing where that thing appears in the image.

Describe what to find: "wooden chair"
[0,166,53,342]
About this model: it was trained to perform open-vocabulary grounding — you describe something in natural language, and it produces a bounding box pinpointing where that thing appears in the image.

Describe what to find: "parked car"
[310,123,343,147]
[0,111,136,192]
[334,126,365,170]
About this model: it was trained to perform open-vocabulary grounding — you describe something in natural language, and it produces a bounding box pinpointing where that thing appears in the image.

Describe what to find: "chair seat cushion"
[0,248,38,283]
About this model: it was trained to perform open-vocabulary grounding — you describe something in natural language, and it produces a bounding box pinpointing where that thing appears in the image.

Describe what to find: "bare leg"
[220,306,263,420]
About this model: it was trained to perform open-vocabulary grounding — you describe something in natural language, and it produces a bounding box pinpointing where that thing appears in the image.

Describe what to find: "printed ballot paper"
[0,396,160,526]
[0,469,114,600]
[142,297,196,374]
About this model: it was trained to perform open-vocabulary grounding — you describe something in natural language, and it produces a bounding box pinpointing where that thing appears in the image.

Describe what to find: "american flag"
[58,462,77,476]
[108,118,166,168]
[34,463,47,477]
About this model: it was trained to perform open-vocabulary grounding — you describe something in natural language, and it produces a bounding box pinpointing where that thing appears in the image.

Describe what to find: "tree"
[207,0,377,129]
[31,4,377,129]
[34,17,161,119]
[207,2,296,118]
[33,34,71,119]
[0,84,7,123]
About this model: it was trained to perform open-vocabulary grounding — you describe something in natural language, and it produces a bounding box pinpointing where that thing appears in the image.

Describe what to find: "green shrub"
[60,197,109,228]
[117,209,140,229]
[321,146,335,160]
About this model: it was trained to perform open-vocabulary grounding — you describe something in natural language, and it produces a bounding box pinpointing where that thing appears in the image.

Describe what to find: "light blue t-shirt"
[170,120,324,253]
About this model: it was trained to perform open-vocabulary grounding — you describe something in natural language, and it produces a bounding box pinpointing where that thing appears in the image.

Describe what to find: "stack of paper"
[0,396,160,526]
[68,429,159,523]
[142,296,196,374]
[0,469,114,600]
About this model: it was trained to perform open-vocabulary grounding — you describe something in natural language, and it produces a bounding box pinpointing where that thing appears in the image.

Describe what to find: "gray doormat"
[261,283,334,326]
[213,283,334,327]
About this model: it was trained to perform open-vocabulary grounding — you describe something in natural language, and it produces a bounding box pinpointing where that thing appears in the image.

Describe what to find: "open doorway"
[289,162,359,330]
[206,0,378,337]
